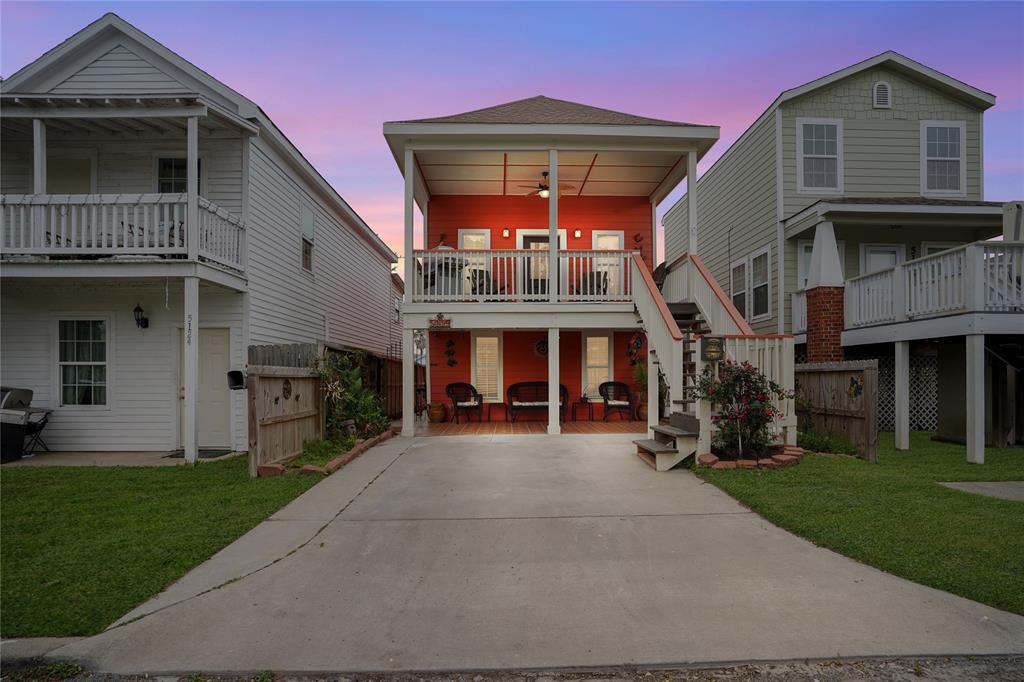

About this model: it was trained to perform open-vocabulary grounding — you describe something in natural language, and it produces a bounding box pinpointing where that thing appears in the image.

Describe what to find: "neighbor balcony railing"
[844,241,1024,329]
[410,248,634,303]
[1,193,245,271]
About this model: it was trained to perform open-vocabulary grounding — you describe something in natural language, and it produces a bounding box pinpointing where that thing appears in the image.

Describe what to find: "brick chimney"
[804,221,845,363]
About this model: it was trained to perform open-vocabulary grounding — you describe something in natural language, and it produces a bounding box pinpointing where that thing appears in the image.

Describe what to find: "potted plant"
[427,401,448,423]
[633,360,648,420]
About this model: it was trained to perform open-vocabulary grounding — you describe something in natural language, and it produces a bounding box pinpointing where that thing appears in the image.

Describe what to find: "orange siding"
[426,195,655,269]
[428,329,648,421]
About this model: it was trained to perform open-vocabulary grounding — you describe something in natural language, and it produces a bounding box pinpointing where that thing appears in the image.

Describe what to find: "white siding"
[0,280,246,452]
[49,44,187,94]
[245,137,394,354]
[0,135,244,214]
[663,115,778,334]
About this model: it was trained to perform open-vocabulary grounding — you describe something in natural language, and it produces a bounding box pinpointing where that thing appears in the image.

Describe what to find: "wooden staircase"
[666,302,709,414]
[633,412,700,471]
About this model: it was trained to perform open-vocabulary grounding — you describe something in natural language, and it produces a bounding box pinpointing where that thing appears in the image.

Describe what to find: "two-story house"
[386,96,797,469]
[663,51,1022,463]
[0,14,398,462]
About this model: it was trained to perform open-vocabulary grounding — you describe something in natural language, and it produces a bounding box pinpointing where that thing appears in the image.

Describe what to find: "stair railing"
[630,254,687,423]
[662,252,754,336]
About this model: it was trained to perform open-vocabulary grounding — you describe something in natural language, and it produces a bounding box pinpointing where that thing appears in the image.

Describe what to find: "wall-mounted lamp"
[502,228,510,239]
[573,229,582,239]
[133,304,149,329]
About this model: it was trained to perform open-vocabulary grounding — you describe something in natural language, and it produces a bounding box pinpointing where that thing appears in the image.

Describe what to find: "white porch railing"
[845,268,896,328]
[792,290,807,334]
[661,253,754,336]
[197,197,246,270]
[409,248,633,303]
[1,193,245,271]
[844,241,1024,329]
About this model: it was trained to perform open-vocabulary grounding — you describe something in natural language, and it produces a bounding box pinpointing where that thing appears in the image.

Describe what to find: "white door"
[179,328,231,448]
[861,244,904,274]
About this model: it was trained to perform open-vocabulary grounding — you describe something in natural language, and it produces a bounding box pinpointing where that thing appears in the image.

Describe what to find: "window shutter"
[301,205,315,242]
[873,82,891,109]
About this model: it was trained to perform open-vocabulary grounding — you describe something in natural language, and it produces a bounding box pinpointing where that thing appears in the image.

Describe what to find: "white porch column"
[404,148,415,303]
[548,149,559,302]
[183,276,200,463]
[547,327,560,434]
[32,119,47,246]
[687,151,698,255]
[422,201,429,250]
[402,326,416,437]
[894,340,910,450]
[966,334,985,464]
[186,116,199,261]
[647,349,660,432]
[32,118,47,193]
[650,199,658,266]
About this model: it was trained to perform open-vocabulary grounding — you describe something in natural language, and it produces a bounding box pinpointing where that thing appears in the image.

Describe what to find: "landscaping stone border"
[257,427,399,478]
[697,445,805,471]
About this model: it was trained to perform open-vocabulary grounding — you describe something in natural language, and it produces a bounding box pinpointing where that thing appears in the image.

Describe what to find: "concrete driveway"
[51,434,1024,674]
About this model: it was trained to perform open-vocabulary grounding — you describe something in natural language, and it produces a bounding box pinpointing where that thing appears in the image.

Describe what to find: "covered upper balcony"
[384,96,719,308]
[0,94,255,278]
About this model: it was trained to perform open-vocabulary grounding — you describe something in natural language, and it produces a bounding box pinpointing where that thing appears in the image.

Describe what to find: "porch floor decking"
[415,419,647,436]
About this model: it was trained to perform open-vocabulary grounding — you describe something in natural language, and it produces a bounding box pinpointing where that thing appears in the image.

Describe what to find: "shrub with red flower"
[691,360,794,458]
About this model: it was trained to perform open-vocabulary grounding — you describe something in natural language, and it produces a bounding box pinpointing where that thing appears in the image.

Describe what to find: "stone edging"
[697,445,805,470]
[257,427,399,478]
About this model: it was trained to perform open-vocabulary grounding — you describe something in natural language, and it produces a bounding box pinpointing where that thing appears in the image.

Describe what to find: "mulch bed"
[257,427,398,478]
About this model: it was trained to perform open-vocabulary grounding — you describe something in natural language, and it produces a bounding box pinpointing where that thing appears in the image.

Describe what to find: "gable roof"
[664,50,997,224]
[1,13,396,262]
[392,95,710,128]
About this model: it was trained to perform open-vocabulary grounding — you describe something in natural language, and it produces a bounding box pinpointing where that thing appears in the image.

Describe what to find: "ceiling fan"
[519,171,576,198]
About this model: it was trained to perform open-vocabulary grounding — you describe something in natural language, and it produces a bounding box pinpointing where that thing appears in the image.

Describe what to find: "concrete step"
[632,439,678,455]
[652,424,698,440]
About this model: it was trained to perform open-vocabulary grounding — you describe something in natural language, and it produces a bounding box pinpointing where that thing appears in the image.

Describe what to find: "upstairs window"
[872,81,892,109]
[921,122,965,196]
[301,205,315,271]
[731,246,772,321]
[797,118,843,193]
[730,259,747,318]
[157,157,201,195]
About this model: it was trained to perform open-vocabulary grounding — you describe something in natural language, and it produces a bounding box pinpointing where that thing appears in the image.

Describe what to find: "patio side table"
[572,400,594,421]
[488,402,508,422]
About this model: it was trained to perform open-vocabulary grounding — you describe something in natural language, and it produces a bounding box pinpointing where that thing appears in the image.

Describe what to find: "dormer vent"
[873,81,892,109]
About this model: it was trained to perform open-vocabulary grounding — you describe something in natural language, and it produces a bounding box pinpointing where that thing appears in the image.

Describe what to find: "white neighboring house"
[0,14,397,461]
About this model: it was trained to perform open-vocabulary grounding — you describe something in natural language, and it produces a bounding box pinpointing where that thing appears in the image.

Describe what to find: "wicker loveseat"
[506,381,569,422]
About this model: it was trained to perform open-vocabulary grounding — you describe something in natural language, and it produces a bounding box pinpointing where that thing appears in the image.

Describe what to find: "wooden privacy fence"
[247,365,323,476]
[795,360,878,462]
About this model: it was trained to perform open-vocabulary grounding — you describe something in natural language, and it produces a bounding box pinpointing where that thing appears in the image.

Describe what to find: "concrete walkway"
[50,435,1024,674]
[940,480,1024,502]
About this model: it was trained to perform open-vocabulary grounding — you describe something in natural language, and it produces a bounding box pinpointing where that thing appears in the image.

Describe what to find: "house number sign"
[428,313,451,329]
[186,314,194,346]
[701,336,726,362]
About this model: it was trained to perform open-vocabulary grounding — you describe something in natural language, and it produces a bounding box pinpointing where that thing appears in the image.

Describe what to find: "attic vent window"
[873,81,892,109]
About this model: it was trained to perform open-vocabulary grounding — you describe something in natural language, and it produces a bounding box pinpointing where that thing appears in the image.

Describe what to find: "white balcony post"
[892,262,907,322]
[966,243,986,312]
[401,326,415,437]
[548,149,559,302]
[404,148,415,304]
[186,116,199,261]
[183,276,200,463]
[649,198,658,266]
[965,334,985,464]
[547,327,560,434]
[32,119,46,246]
[647,349,660,432]
[894,340,910,450]
[687,151,698,255]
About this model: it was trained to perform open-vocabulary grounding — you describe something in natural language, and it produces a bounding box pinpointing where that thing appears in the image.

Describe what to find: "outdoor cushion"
[512,400,547,407]
[455,400,480,407]
[606,399,630,406]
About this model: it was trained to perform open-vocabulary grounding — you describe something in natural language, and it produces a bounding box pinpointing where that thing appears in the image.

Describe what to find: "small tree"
[314,351,390,440]
[691,360,792,457]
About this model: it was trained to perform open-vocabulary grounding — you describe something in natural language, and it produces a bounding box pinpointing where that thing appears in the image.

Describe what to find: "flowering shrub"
[691,360,794,457]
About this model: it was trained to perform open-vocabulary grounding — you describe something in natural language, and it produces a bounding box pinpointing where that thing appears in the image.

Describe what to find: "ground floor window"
[471,332,502,402]
[58,319,108,406]
[583,332,612,399]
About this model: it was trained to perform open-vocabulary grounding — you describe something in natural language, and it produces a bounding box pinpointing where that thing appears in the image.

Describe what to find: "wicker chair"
[445,382,484,423]
[598,381,633,421]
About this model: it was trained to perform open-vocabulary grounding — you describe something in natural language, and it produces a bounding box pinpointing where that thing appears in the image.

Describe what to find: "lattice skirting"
[794,346,938,432]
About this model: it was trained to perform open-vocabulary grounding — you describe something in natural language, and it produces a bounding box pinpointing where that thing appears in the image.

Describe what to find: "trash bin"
[1,409,28,463]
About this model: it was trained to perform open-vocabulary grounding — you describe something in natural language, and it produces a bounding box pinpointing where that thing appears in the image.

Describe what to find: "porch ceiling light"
[133,304,149,329]
[538,188,550,199]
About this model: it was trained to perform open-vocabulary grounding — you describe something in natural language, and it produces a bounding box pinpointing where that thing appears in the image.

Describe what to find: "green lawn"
[700,432,1024,615]
[0,456,318,637]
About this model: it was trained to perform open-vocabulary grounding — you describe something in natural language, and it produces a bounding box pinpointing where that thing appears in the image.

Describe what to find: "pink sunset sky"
[2,1,1022,259]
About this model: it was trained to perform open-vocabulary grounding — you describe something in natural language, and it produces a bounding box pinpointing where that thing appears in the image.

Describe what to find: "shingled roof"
[393,95,707,127]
